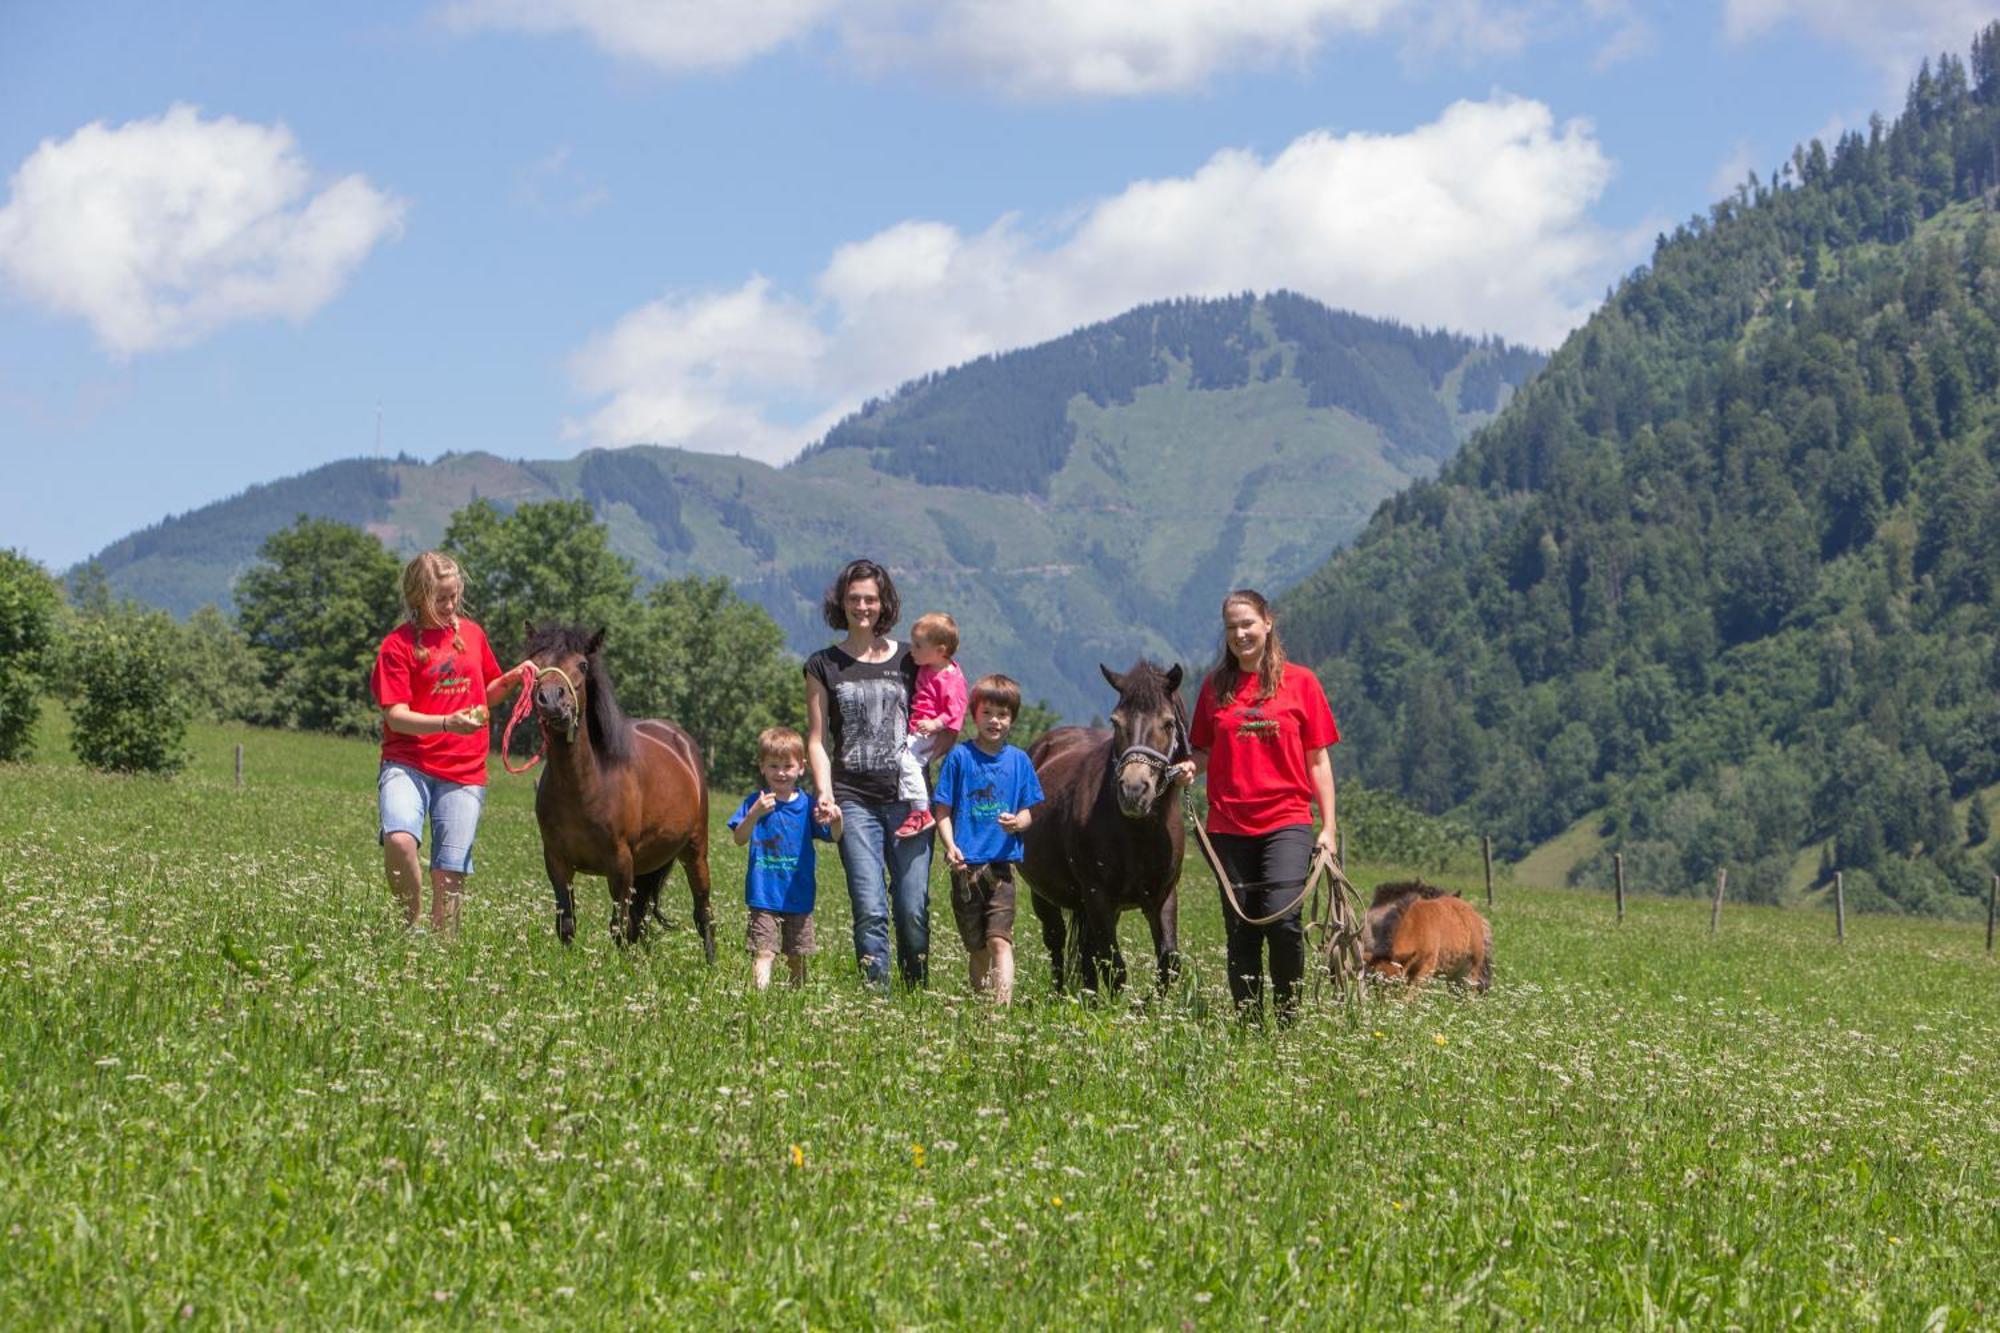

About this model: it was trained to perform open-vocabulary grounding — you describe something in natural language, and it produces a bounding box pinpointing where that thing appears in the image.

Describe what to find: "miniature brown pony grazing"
[523,625,715,956]
[1363,881,1491,991]
[1019,661,1187,994]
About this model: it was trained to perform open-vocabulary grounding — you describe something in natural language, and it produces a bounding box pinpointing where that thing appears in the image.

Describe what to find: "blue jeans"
[836,798,933,987]
[377,761,488,874]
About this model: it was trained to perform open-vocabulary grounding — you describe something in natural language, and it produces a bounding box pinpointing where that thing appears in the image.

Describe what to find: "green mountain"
[89,293,1538,719]
[1281,33,2000,915]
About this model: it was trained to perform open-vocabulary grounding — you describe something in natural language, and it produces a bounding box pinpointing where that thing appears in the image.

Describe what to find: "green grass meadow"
[4,716,2000,1327]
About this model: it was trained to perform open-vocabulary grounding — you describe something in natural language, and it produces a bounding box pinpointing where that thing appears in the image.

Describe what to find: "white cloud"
[843,0,1395,98]
[441,0,843,71]
[1708,140,1761,199]
[569,96,1621,458]
[443,0,1652,98]
[1723,0,1991,84]
[0,105,404,357]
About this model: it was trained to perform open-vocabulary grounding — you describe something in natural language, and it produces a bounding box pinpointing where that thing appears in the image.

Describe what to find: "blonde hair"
[758,726,808,766]
[401,551,466,663]
[912,611,959,658]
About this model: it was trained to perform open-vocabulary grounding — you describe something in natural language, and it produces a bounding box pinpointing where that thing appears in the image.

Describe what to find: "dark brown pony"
[1362,880,1491,991]
[524,625,715,957]
[1019,661,1188,994]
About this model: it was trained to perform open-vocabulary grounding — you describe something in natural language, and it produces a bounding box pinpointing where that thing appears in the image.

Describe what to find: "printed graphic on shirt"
[428,654,472,699]
[754,829,800,879]
[1235,702,1279,739]
[835,676,907,773]
[967,779,1004,820]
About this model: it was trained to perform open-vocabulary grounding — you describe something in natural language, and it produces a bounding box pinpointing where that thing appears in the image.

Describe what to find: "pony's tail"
[1476,916,1495,992]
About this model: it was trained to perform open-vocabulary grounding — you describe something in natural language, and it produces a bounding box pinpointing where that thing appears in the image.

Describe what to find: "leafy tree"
[177,605,264,725]
[607,576,800,792]
[1010,698,1063,752]
[235,517,402,735]
[0,550,62,761]
[442,499,636,668]
[1970,790,1991,846]
[68,604,188,775]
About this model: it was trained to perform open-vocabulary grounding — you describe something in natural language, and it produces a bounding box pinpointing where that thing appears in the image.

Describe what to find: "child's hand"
[996,810,1028,833]
[750,791,778,820]
[914,717,942,736]
[814,794,840,827]
[945,844,967,871]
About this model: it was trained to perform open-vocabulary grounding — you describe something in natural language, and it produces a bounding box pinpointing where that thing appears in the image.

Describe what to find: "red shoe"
[895,808,934,839]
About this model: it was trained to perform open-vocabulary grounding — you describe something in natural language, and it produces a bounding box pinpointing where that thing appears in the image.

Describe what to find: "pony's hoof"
[556,913,576,945]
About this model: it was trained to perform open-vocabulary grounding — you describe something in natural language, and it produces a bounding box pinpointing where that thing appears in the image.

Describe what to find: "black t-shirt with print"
[804,640,918,805]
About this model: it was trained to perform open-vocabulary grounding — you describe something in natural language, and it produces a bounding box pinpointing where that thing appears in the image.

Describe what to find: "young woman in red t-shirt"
[368,551,528,933]
[1178,589,1340,1020]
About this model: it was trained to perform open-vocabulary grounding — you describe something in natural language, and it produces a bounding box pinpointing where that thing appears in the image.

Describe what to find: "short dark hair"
[970,673,1021,721]
[821,559,901,636]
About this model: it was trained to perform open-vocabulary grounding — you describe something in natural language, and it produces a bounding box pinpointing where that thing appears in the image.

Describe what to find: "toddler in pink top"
[895,612,969,838]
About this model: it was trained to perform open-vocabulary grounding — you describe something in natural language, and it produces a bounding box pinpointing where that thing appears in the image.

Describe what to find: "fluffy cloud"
[568,96,1620,459]
[1723,0,1992,82]
[440,0,844,71]
[843,0,1395,98]
[0,105,404,356]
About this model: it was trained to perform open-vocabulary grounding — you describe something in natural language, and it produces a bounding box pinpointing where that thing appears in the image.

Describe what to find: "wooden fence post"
[235,743,244,789]
[1613,852,1625,924]
[1988,874,1996,957]
[1709,868,1727,936]
[1833,871,1845,944]
[1482,835,1494,908]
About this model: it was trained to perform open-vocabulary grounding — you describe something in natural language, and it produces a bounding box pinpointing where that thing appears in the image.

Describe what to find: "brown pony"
[1362,881,1491,991]
[524,625,715,956]
[1018,661,1187,994]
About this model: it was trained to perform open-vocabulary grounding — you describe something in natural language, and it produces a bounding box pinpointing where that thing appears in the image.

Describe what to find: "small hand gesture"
[750,790,779,821]
[996,810,1029,834]
[945,842,968,872]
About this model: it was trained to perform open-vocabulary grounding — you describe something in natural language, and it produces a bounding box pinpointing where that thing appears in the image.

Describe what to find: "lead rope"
[500,663,543,774]
[1183,785,1367,1002]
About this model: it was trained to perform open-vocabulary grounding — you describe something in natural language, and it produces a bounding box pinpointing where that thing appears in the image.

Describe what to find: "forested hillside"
[1284,31,2000,915]
[88,294,1538,719]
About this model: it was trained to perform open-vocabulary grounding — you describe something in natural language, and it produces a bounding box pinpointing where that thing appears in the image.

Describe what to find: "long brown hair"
[1210,589,1287,706]
[401,550,466,664]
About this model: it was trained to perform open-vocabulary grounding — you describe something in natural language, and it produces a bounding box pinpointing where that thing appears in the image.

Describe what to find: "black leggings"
[1207,824,1313,1015]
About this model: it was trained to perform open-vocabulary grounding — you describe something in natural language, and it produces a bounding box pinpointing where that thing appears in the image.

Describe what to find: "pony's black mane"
[1115,659,1177,715]
[1369,879,1449,909]
[525,624,635,766]
[1364,880,1452,959]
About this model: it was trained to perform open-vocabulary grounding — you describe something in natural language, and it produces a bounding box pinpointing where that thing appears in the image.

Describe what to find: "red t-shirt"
[370,618,503,786]
[1189,663,1340,836]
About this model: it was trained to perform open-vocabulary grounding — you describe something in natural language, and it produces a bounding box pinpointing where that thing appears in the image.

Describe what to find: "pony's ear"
[1100,664,1124,692]
[586,627,607,655]
[1164,663,1184,692]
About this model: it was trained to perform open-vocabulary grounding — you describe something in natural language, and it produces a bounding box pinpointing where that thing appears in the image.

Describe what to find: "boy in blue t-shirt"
[730,726,841,990]
[933,673,1044,1005]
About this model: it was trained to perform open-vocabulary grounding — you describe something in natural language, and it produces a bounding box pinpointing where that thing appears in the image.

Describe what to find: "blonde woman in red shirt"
[1178,589,1340,1021]
[368,551,529,933]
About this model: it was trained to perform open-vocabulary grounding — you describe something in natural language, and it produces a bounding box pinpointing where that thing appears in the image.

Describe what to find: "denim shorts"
[377,761,487,874]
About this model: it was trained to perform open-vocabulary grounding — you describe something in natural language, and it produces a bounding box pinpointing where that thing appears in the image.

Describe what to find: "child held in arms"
[933,674,1044,1004]
[730,726,841,990]
[893,611,969,839]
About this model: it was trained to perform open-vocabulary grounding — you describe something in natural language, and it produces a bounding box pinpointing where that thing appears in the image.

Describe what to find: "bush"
[69,608,189,775]
[0,550,61,761]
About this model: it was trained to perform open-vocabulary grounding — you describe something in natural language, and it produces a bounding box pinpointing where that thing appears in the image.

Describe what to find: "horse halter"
[1113,702,1191,811]
[530,661,583,744]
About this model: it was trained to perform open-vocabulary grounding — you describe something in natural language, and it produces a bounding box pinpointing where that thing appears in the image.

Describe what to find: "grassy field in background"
[4,717,1999,1327]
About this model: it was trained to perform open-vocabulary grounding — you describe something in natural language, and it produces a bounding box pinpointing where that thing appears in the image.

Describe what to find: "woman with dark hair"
[804,559,933,988]
[1176,589,1339,1021]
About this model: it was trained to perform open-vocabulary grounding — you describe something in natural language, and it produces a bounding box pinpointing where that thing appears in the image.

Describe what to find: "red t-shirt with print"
[370,618,502,786]
[1189,663,1340,836]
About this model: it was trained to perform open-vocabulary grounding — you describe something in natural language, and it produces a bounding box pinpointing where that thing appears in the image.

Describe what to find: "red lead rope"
[501,663,542,775]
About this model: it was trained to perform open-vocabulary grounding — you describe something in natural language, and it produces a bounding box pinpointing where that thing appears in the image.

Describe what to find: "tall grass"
[2,717,1997,1326]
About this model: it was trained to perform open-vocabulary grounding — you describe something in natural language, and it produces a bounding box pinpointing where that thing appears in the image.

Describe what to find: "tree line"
[0,499,832,789]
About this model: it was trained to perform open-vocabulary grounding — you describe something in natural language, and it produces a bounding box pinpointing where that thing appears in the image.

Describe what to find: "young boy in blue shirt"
[730,726,841,990]
[933,674,1044,1005]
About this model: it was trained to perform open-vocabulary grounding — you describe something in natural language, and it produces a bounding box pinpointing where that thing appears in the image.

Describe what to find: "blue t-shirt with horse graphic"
[727,790,835,915]
[933,743,1043,865]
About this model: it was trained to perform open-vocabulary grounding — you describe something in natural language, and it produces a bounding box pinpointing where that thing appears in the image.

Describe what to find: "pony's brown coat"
[1363,880,1491,991]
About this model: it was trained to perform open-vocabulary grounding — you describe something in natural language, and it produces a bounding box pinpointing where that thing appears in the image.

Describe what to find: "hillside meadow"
[3,716,1999,1327]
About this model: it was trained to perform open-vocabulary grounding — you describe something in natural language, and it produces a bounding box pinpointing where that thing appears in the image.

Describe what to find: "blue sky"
[1,0,1987,570]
